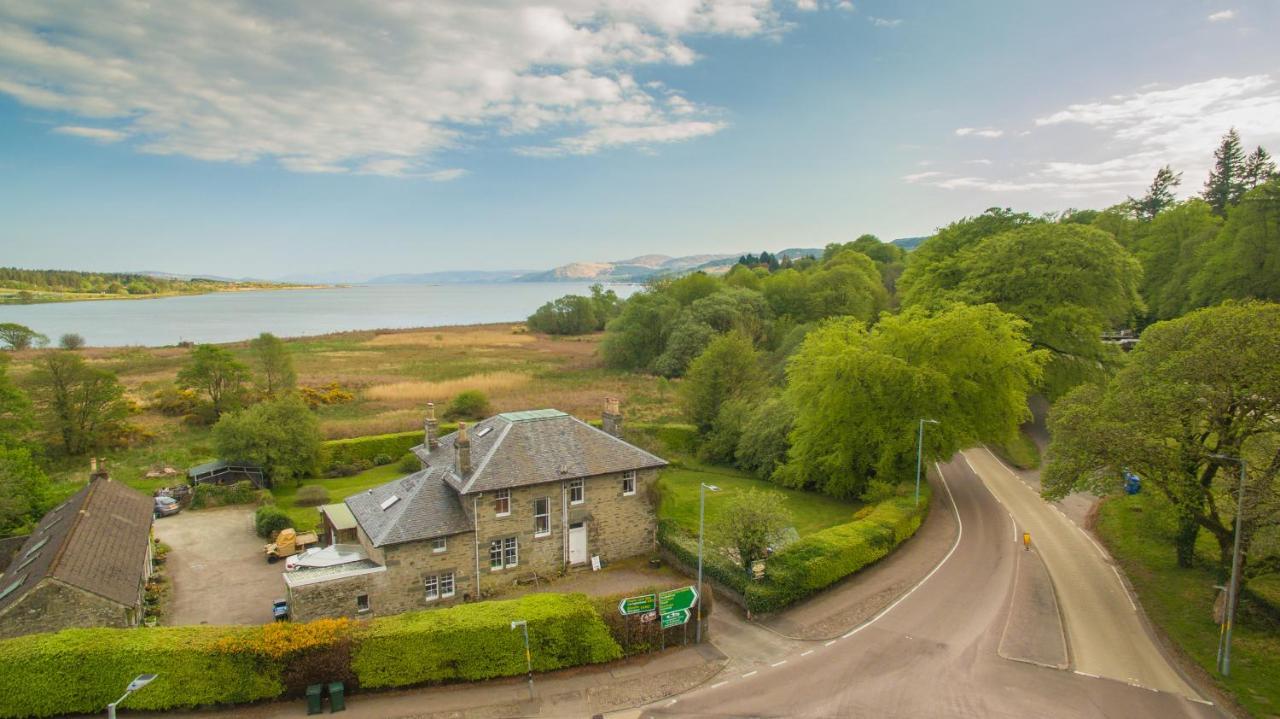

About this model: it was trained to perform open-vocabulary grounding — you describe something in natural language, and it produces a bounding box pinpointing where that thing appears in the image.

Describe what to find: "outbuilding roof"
[0,478,153,616]
[318,503,357,531]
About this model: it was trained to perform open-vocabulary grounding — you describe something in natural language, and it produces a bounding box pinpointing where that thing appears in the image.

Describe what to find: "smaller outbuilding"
[318,503,359,546]
[187,460,267,489]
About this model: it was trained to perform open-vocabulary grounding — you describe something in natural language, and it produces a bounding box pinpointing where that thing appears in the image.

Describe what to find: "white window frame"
[424,574,439,601]
[534,497,551,537]
[441,572,455,598]
[432,537,447,553]
[494,489,511,517]
[490,537,519,570]
[356,594,370,613]
[489,539,504,570]
[622,470,637,496]
[568,479,585,505]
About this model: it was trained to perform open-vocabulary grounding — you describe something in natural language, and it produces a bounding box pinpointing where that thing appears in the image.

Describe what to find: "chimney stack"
[424,402,439,451]
[456,422,472,477]
[89,457,109,482]
[603,397,623,438]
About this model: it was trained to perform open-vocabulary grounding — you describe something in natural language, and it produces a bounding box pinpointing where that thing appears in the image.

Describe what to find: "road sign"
[658,585,698,613]
[619,593,657,616]
[661,609,690,629]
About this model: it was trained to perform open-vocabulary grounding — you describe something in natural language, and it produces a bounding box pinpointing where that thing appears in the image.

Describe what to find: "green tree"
[0,323,48,351]
[1136,200,1221,320]
[1043,302,1280,592]
[58,333,85,350]
[248,332,296,397]
[1128,165,1182,220]
[177,344,250,418]
[901,223,1143,397]
[212,395,321,484]
[897,208,1042,303]
[601,292,680,371]
[0,354,33,447]
[1203,128,1248,216]
[0,446,50,537]
[443,389,491,421]
[710,488,793,570]
[681,332,765,434]
[735,395,796,479]
[27,351,130,455]
[662,272,722,306]
[1242,146,1277,190]
[527,294,601,335]
[779,305,1046,499]
[1191,179,1280,307]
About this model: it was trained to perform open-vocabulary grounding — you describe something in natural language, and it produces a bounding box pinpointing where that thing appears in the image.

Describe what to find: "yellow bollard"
[1023,532,1031,551]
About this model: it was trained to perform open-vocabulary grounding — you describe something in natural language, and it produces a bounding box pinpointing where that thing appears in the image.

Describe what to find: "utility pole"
[915,419,939,507]
[696,483,719,644]
[511,620,534,699]
[1209,454,1247,676]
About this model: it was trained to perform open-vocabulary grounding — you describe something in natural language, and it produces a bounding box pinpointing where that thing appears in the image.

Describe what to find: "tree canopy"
[249,332,296,397]
[212,394,321,484]
[177,344,250,418]
[26,351,131,455]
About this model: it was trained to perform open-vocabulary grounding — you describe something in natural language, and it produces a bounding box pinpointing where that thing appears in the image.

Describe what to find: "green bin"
[305,684,323,715]
[328,681,346,713]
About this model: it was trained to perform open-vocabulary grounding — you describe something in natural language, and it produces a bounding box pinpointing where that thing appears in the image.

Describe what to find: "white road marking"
[1111,565,1138,611]
[666,699,678,707]
[824,640,837,646]
[1188,697,1216,706]
[801,650,814,657]
[1074,671,1100,679]
[771,660,788,667]
[711,681,729,689]
[741,671,757,678]
[1009,511,1017,542]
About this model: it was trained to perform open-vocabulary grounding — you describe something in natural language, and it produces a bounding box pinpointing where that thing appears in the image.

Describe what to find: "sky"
[2,0,1279,280]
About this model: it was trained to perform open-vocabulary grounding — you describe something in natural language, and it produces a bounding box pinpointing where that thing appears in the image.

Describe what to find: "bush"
[188,480,262,509]
[295,485,330,507]
[372,453,392,466]
[657,519,747,595]
[397,453,421,473]
[319,430,450,473]
[443,390,491,421]
[352,593,621,688]
[151,386,202,417]
[255,505,294,538]
[590,585,716,655]
[298,382,354,409]
[58,333,85,350]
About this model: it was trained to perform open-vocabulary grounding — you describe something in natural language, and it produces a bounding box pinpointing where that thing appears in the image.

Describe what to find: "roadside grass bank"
[991,429,1041,470]
[1097,491,1280,716]
[657,465,861,539]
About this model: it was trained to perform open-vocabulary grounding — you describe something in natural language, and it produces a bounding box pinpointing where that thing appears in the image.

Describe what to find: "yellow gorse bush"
[212,618,353,660]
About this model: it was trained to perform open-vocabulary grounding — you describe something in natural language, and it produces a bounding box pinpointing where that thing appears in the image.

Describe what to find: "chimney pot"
[424,402,440,451]
[456,422,472,476]
[603,398,623,438]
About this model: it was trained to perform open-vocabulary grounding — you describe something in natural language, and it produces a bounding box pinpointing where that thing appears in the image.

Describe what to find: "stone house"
[0,473,154,639]
[285,401,666,621]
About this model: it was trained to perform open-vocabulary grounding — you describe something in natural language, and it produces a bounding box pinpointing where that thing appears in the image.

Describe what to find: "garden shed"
[187,460,267,489]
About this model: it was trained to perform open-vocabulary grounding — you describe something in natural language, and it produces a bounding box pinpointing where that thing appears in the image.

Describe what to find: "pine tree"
[1129,165,1181,220]
[1203,128,1247,216]
[1242,146,1277,189]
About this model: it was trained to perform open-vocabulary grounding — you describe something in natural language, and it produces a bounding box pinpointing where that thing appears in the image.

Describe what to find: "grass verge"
[656,465,860,539]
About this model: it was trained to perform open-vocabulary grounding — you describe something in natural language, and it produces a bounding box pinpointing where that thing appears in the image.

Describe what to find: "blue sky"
[2,1,1278,279]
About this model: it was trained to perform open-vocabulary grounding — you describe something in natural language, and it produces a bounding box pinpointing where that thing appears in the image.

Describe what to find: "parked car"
[153,496,181,518]
[272,598,289,621]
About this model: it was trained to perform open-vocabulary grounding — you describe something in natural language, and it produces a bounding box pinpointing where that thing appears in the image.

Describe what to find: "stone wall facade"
[0,579,138,640]
[286,567,387,623]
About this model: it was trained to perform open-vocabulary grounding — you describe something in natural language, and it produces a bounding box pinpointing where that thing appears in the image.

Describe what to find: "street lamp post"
[696,483,720,644]
[915,419,939,507]
[511,620,534,699]
[1209,453,1247,677]
[107,674,158,719]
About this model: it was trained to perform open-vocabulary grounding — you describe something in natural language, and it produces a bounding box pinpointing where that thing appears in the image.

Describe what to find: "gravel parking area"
[154,506,287,626]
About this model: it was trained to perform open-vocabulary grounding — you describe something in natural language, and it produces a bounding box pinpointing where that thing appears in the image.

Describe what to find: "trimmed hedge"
[352,593,620,688]
[657,519,748,595]
[590,585,715,656]
[0,626,281,717]
[317,426,456,472]
[744,488,930,614]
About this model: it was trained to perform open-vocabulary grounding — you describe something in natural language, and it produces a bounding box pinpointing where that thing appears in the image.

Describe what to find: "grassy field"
[269,464,405,532]
[656,464,861,539]
[8,323,676,499]
[1096,491,1280,716]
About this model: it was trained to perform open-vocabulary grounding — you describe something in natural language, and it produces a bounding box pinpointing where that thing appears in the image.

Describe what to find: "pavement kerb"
[995,545,1072,672]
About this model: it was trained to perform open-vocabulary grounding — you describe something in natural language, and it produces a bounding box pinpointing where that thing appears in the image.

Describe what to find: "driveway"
[154,506,287,626]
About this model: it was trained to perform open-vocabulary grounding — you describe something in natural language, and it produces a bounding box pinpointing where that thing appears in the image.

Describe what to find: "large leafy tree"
[778,305,1046,499]
[1136,200,1222,320]
[601,291,680,371]
[1191,179,1280,307]
[213,394,321,484]
[653,288,770,377]
[681,331,765,434]
[1043,302,1280,600]
[0,446,50,537]
[177,344,250,417]
[249,332,296,397]
[897,207,1043,304]
[1128,165,1182,220]
[1203,128,1248,216]
[710,488,793,569]
[27,351,130,455]
[901,223,1143,397]
[0,323,47,351]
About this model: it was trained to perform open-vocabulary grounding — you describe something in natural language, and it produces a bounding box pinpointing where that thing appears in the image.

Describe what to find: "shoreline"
[0,283,334,305]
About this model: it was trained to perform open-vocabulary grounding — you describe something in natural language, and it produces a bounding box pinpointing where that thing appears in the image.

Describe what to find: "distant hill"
[891,236,927,251]
[366,270,532,284]
[515,253,739,283]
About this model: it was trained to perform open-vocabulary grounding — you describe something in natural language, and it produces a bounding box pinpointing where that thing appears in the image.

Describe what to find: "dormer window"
[494,489,511,516]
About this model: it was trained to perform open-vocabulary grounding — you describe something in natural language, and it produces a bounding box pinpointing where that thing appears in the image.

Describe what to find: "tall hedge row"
[317,427,456,471]
[744,489,930,613]
[657,519,748,595]
[0,594,622,718]
[352,593,620,688]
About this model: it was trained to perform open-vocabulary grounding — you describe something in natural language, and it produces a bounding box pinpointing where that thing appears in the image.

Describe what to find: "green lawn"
[1097,491,1280,716]
[656,464,861,538]
[270,464,405,532]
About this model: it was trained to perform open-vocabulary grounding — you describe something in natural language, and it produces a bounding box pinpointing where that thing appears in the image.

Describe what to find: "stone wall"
[584,468,658,563]
[0,579,137,640]
[286,567,388,623]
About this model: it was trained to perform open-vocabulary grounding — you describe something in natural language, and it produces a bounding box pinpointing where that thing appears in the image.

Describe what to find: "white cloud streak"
[0,1,802,177]
[869,17,902,27]
[954,127,1004,138]
[1207,9,1236,22]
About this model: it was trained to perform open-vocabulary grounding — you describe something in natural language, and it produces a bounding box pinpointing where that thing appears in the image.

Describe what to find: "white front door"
[569,522,587,565]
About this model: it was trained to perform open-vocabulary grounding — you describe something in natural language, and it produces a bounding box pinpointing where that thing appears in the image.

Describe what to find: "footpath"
[135,471,964,719]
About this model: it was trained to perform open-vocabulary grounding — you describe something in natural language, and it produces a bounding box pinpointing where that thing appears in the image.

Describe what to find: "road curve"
[963,447,1200,698]
[642,456,1217,718]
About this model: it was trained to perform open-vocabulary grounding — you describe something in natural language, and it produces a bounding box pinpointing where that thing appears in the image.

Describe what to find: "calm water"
[0,283,638,347]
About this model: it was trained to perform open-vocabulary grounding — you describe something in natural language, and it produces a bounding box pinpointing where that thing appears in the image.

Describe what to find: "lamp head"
[126,674,158,692]
[702,484,720,492]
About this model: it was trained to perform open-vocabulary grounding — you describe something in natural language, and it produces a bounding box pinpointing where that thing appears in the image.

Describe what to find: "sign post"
[618,594,657,616]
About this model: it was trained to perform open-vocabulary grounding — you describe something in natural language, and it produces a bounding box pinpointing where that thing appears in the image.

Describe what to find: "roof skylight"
[380,495,400,511]
[24,537,49,558]
[476,426,494,438]
[0,574,26,601]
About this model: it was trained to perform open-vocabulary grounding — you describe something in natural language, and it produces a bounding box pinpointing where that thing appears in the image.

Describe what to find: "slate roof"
[413,409,667,494]
[0,478,153,616]
[344,466,472,548]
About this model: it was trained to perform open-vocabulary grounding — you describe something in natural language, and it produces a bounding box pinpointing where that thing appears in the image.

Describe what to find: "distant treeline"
[0,267,275,298]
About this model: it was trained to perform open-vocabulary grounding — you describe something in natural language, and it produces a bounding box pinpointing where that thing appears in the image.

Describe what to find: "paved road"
[963,447,1199,698]
[642,456,1217,719]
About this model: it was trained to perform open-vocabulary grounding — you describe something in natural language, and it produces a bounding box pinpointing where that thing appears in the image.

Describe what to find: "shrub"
[255,505,294,538]
[443,390,491,421]
[295,485,330,507]
[298,382,355,409]
[188,480,260,509]
[657,519,747,595]
[151,386,202,416]
[372,453,392,466]
[58,333,85,350]
[352,593,620,688]
[397,453,421,473]
[590,585,716,655]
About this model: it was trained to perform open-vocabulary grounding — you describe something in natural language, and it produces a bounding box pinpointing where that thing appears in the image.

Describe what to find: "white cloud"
[965,158,993,165]
[902,171,943,183]
[1208,9,1236,22]
[869,17,902,27]
[52,125,125,142]
[954,127,1004,138]
[0,1,802,177]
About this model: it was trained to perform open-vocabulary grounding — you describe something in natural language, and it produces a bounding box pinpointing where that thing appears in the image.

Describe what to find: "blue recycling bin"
[1123,471,1141,495]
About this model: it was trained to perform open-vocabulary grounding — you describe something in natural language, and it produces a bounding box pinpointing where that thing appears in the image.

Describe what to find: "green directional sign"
[658,585,698,613]
[619,593,657,616]
[661,609,690,629]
